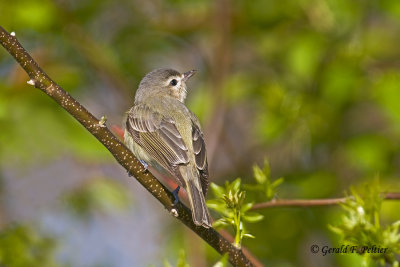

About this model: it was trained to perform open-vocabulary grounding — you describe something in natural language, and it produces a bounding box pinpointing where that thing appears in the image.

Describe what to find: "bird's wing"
[126,104,210,197]
[125,104,190,177]
[191,116,209,196]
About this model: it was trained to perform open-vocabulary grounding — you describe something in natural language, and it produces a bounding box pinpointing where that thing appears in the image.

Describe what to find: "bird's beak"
[182,70,196,81]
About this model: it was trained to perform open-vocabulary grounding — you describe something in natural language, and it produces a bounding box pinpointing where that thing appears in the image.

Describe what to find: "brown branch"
[0,27,253,267]
[250,192,400,210]
[385,192,400,200]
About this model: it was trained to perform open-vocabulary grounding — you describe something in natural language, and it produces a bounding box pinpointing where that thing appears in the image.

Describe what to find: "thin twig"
[0,26,253,267]
[384,192,400,200]
[250,193,400,210]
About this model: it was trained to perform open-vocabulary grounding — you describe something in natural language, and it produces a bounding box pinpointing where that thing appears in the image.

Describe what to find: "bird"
[124,68,211,228]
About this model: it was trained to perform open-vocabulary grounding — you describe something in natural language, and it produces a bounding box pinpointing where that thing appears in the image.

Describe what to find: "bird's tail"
[184,168,211,228]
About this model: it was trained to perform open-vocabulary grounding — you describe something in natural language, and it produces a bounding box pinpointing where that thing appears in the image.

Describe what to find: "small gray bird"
[124,68,211,228]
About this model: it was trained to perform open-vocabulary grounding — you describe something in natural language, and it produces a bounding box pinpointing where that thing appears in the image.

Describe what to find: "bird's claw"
[172,186,180,206]
[139,160,149,172]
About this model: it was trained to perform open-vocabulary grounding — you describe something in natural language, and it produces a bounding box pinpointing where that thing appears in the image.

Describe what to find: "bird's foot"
[172,186,180,206]
[139,160,149,172]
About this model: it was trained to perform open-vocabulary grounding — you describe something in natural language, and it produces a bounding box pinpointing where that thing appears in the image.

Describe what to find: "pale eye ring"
[170,79,178,86]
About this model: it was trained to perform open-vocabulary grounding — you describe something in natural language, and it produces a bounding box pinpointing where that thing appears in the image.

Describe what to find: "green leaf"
[242,212,264,223]
[241,202,254,212]
[210,183,225,198]
[262,159,271,180]
[243,233,256,239]
[213,219,230,229]
[229,178,242,193]
[253,164,266,184]
[206,199,226,213]
[242,184,263,192]
[271,177,284,188]
[177,249,189,267]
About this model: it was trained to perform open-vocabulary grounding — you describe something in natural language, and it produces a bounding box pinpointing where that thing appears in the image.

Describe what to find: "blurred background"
[1,0,400,266]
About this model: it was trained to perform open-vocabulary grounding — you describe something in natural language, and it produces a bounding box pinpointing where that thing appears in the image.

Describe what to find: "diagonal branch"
[0,26,253,267]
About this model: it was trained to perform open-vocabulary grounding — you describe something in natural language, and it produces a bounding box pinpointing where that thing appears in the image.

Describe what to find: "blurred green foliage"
[163,249,190,267]
[0,224,60,267]
[213,253,229,267]
[1,0,400,266]
[64,177,131,219]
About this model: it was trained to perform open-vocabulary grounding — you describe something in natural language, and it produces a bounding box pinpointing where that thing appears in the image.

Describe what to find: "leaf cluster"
[244,159,284,201]
[207,177,264,248]
[330,181,400,266]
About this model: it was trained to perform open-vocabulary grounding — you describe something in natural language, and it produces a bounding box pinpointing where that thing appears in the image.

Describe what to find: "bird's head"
[136,68,196,103]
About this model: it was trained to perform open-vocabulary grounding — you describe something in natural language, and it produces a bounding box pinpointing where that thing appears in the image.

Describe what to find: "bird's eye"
[170,79,178,86]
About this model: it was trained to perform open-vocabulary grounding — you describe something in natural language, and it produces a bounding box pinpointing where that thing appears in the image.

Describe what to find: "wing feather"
[191,121,209,196]
[126,104,210,197]
[125,105,189,175]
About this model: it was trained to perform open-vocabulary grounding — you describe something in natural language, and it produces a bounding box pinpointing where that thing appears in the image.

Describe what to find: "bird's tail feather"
[186,178,211,228]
